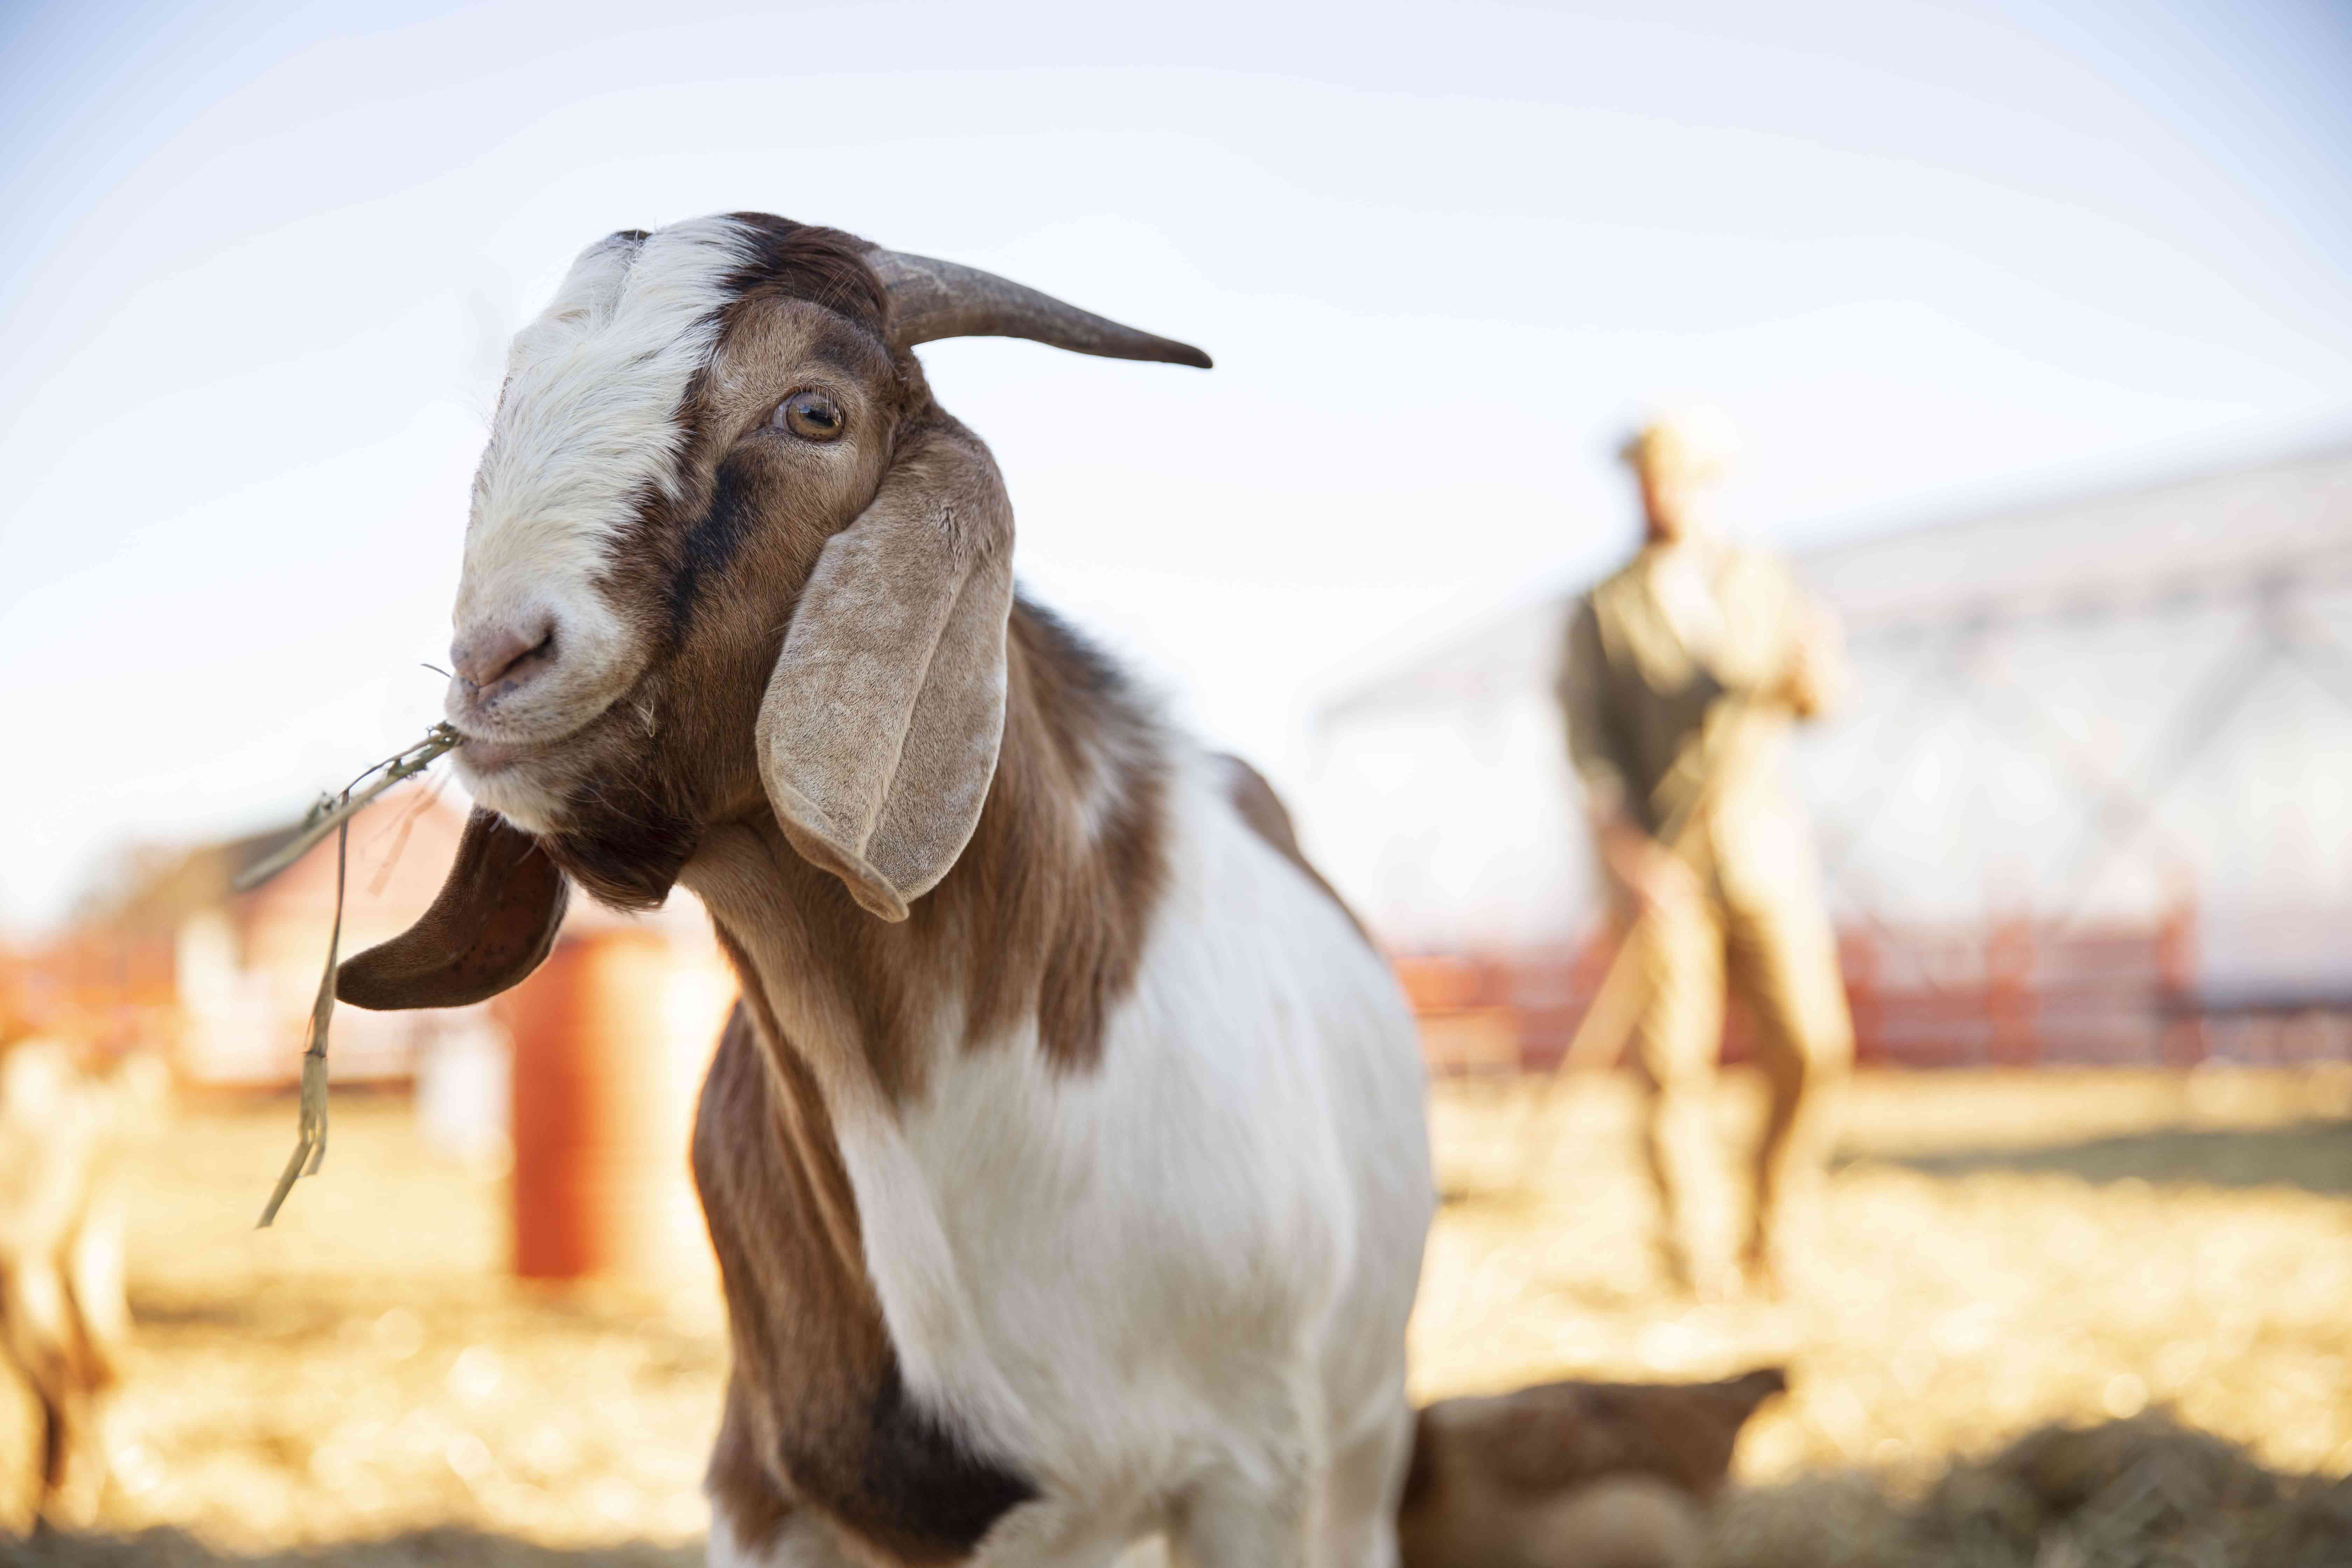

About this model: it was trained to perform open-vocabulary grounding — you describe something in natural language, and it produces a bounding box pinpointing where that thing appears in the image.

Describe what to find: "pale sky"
[3,0,2347,933]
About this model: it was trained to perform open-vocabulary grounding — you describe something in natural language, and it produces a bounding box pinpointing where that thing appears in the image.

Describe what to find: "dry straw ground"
[1,1066,2346,1563]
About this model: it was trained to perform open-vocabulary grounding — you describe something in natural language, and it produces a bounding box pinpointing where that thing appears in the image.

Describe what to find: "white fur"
[449,218,755,756]
[455,755,567,838]
[821,746,1434,1568]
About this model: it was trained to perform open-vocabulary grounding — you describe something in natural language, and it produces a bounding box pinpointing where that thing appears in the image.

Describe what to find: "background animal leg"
[3,1255,102,1527]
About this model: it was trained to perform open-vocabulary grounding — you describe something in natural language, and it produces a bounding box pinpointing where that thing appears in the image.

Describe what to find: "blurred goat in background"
[0,1034,161,1528]
[1402,1367,1788,1568]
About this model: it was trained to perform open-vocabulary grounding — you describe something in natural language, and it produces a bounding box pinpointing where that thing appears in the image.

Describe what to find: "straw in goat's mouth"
[246,722,460,1228]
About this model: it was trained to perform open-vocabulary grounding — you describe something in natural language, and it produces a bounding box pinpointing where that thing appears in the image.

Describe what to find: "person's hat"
[1618,406,1740,484]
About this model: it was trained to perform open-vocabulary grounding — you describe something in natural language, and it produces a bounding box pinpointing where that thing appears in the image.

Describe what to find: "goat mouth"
[451,735,554,775]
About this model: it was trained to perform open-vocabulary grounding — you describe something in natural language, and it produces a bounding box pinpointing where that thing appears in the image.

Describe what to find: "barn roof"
[1804,434,2352,636]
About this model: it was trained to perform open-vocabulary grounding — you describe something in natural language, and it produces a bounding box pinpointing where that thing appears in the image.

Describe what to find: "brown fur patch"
[957,600,1168,1072]
[706,1372,796,1558]
[694,1000,1037,1562]
[679,596,1170,1101]
[722,215,889,339]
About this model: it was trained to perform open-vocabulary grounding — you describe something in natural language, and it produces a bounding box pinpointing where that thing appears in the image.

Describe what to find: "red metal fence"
[1396,904,2350,1075]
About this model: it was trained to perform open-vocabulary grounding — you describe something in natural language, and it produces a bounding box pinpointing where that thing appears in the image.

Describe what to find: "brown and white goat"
[338,216,1435,1568]
[0,1038,143,1527]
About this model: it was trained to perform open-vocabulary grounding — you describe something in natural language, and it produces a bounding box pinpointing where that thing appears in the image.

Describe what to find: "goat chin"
[449,750,567,837]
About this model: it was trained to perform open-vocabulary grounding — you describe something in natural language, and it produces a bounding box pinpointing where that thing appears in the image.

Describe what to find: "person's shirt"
[1555,536,1841,837]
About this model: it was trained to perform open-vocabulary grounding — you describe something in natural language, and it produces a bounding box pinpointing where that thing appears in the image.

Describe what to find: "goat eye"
[773,390,845,442]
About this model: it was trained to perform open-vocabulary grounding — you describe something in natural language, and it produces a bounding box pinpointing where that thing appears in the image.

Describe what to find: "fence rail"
[1395,905,2352,1074]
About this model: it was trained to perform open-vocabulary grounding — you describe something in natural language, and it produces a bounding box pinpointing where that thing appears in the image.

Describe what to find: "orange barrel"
[496,925,735,1291]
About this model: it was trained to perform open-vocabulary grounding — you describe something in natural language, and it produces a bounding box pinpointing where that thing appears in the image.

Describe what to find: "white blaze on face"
[454,217,758,741]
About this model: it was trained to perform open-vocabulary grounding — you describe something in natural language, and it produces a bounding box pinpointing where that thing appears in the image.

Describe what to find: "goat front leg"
[1171,1461,1318,1568]
[1169,1372,1323,1568]
[708,1509,866,1568]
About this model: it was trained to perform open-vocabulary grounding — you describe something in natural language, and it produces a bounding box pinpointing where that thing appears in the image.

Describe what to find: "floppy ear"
[337,807,569,1009]
[756,416,1015,921]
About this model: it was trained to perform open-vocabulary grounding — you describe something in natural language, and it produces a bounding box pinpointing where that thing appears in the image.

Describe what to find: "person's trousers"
[1622,854,1854,1290]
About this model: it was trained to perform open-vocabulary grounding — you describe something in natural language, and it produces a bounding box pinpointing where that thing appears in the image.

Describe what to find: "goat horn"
[867,248,1212,369]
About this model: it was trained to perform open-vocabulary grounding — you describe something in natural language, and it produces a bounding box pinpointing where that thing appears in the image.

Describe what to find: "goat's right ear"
[337,807,568,1009]
[756,416,1015,921]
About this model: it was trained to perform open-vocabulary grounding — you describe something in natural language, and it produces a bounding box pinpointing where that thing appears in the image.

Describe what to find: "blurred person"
[1554,411,1853,1298]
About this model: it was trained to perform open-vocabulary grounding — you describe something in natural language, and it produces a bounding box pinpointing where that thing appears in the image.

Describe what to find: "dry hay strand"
[240,723,460,1230]
[1709,1413,2352,1568]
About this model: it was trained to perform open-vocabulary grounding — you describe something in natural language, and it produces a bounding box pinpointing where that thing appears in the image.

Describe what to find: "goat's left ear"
[756,415,1014,920]
[337,807,570,1008]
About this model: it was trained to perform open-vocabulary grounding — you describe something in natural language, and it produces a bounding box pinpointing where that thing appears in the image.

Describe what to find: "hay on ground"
[1710,1413,2352,1567]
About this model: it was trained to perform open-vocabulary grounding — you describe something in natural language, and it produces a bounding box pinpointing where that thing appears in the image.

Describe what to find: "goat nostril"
[452,622,556,691]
